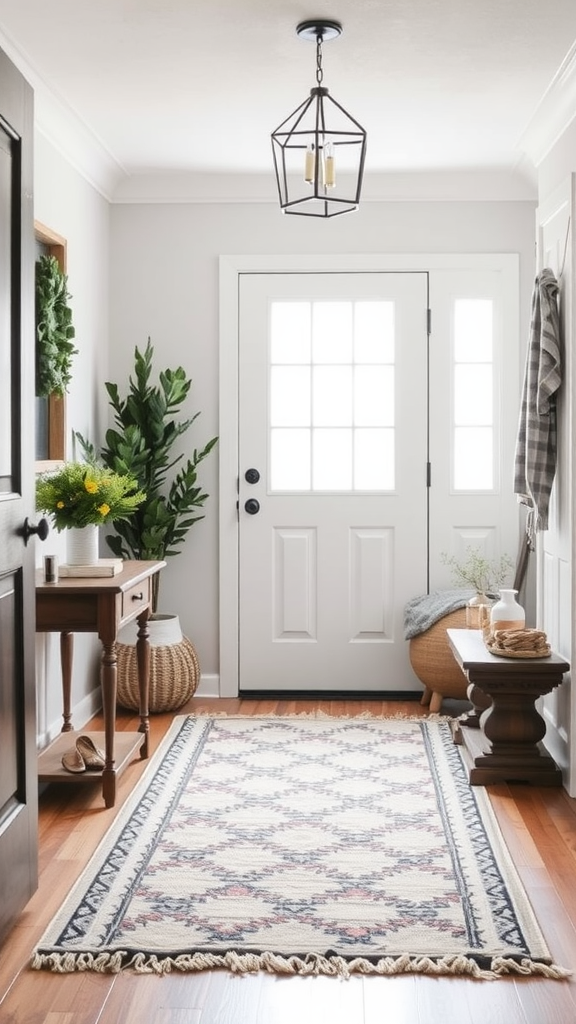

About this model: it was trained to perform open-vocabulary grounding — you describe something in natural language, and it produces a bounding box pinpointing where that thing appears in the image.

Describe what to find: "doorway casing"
[219,253,520,698]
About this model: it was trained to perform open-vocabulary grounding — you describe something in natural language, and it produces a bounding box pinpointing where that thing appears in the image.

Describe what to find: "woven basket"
[116,635,200,713]
[409,607,469,705]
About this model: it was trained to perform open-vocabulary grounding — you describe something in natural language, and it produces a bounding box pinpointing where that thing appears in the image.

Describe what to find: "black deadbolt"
[245,468,260,484]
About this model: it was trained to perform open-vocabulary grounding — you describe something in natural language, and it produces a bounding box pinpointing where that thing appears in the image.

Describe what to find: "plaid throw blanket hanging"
[513,268,562,547]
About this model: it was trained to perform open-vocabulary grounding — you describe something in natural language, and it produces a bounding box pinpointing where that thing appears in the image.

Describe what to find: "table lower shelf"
[38,730,145,785]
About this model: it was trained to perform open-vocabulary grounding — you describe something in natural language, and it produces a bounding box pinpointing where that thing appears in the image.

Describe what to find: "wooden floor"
[2,696,576,1024]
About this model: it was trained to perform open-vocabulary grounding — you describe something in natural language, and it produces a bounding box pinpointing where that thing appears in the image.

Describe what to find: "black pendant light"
[271,20,367,218]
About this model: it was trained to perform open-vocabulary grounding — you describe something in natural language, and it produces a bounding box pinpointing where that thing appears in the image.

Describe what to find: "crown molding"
[519,40,576,167]
[0,25,126,200]
[111,168,537,205]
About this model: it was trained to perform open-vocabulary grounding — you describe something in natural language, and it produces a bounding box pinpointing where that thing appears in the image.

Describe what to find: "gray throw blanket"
[514,268,562,547]
[403,589,473,640]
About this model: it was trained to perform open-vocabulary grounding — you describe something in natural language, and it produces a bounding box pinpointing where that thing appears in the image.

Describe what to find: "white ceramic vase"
[66,524,99,565]
[490,588,525,631]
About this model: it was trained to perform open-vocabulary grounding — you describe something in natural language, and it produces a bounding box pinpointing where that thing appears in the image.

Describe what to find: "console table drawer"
[121,579,151,621]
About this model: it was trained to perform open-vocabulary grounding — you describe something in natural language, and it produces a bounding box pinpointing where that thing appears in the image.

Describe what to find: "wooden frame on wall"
[34,220,67,467]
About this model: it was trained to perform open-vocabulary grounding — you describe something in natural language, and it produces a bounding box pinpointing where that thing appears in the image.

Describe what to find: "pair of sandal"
[62,735,105,774]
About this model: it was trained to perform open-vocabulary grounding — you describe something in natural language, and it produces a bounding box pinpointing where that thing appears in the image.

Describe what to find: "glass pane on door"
[269,300,396,492]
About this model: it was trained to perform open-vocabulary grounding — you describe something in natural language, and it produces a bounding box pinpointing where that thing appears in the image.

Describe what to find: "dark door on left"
[0,45,38,943]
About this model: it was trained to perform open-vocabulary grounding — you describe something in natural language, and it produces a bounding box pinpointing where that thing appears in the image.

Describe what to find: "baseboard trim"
[238,690,424,700]
[37,687,103,752]
[195,674,220,698]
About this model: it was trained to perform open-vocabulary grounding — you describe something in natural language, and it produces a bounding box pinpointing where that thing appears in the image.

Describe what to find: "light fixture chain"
[316,35,323,86]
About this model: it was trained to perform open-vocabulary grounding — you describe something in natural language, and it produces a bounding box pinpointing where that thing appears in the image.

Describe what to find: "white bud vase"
[66,525,99,565]
[490,588,525,632]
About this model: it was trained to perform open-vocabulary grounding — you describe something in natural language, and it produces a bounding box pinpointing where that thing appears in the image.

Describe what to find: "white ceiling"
[1,0,576,200]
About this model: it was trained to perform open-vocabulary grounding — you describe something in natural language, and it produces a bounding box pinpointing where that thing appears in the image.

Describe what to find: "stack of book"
[58,558,124,578]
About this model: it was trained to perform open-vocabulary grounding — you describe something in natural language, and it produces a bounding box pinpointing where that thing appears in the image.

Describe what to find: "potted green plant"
[36,461,145,565]
[78,338,218,711]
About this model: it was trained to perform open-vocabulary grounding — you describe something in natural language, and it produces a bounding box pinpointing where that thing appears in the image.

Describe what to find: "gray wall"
[109,198,537,688]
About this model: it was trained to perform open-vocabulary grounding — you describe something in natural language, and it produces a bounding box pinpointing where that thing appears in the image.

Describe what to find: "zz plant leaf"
[35,254,78,398]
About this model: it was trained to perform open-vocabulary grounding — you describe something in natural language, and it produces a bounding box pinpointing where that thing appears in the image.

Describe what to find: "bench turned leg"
[429,691,443,714]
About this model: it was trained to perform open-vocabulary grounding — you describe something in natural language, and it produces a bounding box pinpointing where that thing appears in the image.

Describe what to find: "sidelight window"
[453,298,494,490]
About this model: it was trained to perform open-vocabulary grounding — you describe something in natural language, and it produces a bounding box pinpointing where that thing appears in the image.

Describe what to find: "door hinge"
[426,462,431,487]
[427,308,432,335]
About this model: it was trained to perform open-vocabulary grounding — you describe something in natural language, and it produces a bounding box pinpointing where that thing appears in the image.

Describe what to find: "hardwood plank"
[0,971,115,1024]
[200,973,366,1024]
[414,976,474,1024]
[463,979,527,1024]
[513,976,576,1024]
[99,974,209,1023]
[363,974,419,1024]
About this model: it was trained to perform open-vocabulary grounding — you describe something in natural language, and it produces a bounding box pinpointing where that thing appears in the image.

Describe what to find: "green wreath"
[35,254,78,398]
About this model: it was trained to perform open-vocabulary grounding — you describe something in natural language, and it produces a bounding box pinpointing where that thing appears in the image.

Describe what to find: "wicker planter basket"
[116,614,200,713]
[409,607,469,713]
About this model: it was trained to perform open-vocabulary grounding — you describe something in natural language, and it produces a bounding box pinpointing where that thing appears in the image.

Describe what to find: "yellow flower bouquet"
[36,461,146,530]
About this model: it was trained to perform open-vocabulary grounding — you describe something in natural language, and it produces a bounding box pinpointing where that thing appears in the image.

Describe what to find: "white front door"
[237,272,428,692]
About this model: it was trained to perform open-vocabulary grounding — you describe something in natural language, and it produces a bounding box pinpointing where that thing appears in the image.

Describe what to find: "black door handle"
[244,499,260,515]
[21,516,49,545]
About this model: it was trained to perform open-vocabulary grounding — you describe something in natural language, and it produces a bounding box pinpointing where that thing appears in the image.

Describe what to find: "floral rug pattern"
[32,715,567,978]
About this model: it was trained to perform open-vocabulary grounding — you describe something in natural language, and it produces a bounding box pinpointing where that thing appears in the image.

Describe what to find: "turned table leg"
[60,630,74,732]
[100,639,118,809]
[135,607,150,759]
[459,682,492,728]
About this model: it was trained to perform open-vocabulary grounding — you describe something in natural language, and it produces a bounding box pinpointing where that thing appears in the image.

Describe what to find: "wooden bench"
[447,628,568,786]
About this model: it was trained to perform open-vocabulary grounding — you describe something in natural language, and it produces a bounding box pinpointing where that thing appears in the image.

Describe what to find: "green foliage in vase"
[441,547,514,597]
[77,338,218,611]
[35,254,78,398]
[36,461,146,530]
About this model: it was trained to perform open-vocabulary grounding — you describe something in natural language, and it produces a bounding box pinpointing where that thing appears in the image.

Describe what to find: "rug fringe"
[30,949,572,980]
[186,709,456,722]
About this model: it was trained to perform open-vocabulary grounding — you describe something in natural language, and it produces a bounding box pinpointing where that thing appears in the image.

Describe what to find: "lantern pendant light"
[271,20,367,218]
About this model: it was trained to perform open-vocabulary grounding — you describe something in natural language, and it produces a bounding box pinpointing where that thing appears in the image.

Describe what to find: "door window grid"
[453,298,495,491]
[269,300,395,492]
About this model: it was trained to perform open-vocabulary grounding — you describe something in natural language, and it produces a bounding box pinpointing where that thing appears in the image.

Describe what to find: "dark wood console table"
[447,628,569,786]
[36,559,166,807]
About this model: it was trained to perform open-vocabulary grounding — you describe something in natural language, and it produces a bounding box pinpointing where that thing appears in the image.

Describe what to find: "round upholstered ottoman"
[409,607,469,713]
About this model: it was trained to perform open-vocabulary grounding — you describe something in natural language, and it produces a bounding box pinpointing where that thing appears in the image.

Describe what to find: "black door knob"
[244,499,260,515]
[21,516,49,545]
[245,468,260,484]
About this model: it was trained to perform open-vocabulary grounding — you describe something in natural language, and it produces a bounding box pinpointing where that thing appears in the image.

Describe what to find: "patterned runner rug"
[32,715,570,979]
